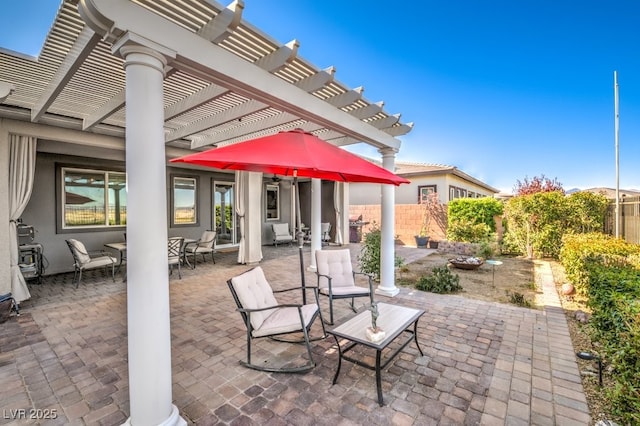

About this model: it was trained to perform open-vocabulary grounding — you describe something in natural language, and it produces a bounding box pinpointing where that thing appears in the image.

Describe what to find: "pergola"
[0,0,413,424]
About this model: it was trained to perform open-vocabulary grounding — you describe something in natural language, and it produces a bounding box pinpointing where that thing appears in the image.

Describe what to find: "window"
[449,185,467,201]
[265,184,280,220]
[172,176,198,225]
[62,167,127,229]
[418,185,437,203]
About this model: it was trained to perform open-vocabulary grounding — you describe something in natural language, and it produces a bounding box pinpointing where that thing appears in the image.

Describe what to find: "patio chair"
[184,230,216,267]
[65,239,116,288]
[315,248,374,325]
[227,266,326,373]
[321,222,331,246]
[272,222,293,246]
[168,237,184,279]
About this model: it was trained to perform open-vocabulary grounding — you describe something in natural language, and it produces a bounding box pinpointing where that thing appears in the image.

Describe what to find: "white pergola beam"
[83,88,125,130]
[294,66,335,92]
[190,111,299,147]
[197,0,244,43]
[369,113,400,129]
[349,101,384,120]
[253,39,299,72]
[166,99,266,143]
[32,26,102,123]
[164,84,228,121]
[384,121,414,136]
[325,86,363,108]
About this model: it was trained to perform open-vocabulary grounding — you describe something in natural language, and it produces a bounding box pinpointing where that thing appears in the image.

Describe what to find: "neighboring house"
[571,187,640,199]
[350,161,499,245]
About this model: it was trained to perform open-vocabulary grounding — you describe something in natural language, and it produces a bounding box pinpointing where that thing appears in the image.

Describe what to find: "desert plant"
[415,265,462,294]
[476,241,495,259]
[358,222,403,281]
[506,290,531,307]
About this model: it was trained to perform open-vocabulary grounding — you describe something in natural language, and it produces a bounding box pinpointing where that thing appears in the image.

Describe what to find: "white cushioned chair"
[184,230,216,268]
[315,248,374,325]
[271,222,294,247]
[227,266,326,373]
[65,239,116,288]
[321,222,332,245]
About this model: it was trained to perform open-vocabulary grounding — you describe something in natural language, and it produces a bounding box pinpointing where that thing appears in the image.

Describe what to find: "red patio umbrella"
[171,129,409,301]
[171,129,409,186]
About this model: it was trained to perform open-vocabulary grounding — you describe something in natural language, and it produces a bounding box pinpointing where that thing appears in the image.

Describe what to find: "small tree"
[513,174,564,196]
[358,222,403,281]
[446,197,503,243]
[417,192,447,238]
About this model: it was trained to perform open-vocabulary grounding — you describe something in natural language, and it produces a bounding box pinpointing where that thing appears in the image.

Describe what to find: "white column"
[308,178,322,271]
[376,148,399,297]
[117,41,185,426]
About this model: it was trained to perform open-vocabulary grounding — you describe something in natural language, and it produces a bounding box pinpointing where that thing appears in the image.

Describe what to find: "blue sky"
[2,1,639,193]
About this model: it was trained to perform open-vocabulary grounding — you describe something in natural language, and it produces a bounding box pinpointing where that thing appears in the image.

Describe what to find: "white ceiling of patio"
[0,0,413,154]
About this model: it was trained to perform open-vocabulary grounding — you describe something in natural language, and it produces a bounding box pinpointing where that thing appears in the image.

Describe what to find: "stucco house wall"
[17,138,299,276]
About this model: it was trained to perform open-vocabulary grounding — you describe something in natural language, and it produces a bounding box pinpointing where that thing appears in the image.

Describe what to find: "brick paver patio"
[0,244,590,425]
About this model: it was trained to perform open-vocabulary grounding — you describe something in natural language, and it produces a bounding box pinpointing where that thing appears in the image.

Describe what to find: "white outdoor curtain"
[333,181,344,245]
[235,170,246,264]
[8,134,37,303]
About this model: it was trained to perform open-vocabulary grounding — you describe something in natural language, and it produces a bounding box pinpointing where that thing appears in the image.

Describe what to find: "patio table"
[104,238,197,281]
[327,302,424,406]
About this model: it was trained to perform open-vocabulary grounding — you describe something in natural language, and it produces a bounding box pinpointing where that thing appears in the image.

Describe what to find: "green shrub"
[585,265,640,424]
[503,191,609,259]
[358,222,403,281]
[446,218,493,243]
[415,266,462,294]
[446,198,503,244]
[559,233,640,295]
[560,235,640,424]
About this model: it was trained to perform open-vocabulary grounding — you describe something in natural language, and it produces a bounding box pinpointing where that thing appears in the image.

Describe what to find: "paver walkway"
[0,244,591,425]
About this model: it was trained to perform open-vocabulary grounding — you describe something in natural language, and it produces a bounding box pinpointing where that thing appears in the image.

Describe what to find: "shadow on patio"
[0,244,590,425]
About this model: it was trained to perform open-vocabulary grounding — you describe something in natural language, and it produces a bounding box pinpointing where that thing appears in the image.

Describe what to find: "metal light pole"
[614,71,620,238]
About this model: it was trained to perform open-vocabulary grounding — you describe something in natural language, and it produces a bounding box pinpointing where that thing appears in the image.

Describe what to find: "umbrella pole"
[293,172,307,305]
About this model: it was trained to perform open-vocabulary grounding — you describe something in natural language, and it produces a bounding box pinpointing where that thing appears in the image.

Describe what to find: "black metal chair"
[315,248,374,325]
[227,266,326,373]
[168,237,184,279]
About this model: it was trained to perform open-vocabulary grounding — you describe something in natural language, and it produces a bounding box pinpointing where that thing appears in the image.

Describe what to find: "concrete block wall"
[349,204,447,247]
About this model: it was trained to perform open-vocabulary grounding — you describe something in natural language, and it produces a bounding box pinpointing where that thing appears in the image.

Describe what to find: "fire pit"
[448,256,484,270]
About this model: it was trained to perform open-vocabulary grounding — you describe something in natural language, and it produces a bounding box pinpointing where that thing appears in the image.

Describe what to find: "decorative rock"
[575,310,589,323]
[366,327,386,343]
[561,283,575,295]
[595,420,619,426]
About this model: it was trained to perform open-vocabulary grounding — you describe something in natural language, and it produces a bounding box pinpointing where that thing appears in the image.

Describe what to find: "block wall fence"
[349,204,447,247]
[349,204,504,250]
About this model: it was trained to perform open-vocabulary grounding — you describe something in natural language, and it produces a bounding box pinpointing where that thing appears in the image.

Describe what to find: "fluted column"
[376,147,399,297]
[115,39,185,426]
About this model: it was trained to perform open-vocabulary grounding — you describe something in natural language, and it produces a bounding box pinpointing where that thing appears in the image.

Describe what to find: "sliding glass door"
[213,181,238,248]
